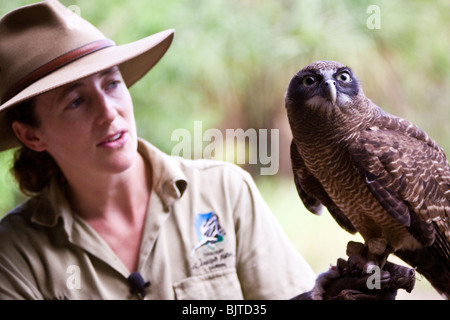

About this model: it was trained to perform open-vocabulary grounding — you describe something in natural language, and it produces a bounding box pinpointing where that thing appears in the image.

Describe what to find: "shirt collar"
[30,177,73,229]
[137,138,188,211]
[30,138,189,228]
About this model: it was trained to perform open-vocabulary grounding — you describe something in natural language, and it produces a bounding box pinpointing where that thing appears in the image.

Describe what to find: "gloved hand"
[292,241,416,300]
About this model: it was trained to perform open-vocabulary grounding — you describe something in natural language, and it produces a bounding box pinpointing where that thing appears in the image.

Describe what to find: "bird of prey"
[285,60,450,298]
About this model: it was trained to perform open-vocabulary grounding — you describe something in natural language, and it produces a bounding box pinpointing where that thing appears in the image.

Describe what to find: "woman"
[0,0,316,299]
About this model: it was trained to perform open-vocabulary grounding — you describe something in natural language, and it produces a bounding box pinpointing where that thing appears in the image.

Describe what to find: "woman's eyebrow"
[55,82,83,106]
[54,67,120,104]
[99,66,120,78]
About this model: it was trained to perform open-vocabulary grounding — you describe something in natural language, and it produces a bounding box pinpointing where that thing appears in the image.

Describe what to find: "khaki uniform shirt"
[0,139,315,300]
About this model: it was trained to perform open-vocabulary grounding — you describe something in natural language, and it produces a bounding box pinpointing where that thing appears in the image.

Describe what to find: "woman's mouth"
[98,130,127,148]
[108,133,123,142]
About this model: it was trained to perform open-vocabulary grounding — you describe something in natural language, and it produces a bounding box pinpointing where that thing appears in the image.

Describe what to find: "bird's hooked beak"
[325,80,337,105]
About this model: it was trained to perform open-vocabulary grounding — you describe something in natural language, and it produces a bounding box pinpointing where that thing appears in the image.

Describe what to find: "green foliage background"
[1,0,449,299]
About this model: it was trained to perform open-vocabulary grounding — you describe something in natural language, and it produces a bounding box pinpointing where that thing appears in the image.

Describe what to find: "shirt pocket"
[173,268,244,300]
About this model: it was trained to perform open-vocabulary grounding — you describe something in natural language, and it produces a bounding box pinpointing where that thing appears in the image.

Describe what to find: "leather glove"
[292,241,416,300]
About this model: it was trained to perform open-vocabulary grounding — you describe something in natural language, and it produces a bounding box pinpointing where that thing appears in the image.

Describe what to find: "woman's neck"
[63,152,153,272]
[65,152,152,224]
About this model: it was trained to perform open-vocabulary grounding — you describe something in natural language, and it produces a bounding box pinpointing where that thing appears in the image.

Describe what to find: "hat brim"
[0,28,174,151]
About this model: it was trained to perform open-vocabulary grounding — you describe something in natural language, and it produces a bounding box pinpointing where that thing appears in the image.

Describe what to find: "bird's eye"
[302,76,317,87]
[337,72,351,82]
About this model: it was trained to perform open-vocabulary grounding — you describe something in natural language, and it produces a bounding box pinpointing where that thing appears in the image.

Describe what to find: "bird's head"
[285,60,362,117]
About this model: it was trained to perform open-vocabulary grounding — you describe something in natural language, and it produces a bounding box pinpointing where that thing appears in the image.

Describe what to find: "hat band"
[2,38,115,105]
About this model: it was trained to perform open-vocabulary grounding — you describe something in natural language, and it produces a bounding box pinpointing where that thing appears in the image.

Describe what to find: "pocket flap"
[173,269,244,300]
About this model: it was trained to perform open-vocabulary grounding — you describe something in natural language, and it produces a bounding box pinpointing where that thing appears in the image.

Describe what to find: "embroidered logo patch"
[192,212,226,254]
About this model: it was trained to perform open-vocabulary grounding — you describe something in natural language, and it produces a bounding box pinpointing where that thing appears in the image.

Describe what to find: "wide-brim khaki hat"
[0,0,174,151]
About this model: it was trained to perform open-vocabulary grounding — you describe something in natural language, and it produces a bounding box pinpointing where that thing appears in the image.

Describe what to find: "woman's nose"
[95,93,118,126]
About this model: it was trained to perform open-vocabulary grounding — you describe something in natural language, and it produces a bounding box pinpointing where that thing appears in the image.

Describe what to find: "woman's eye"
[66,97,84,110]
[106,80,121,90]
[337,72,351,82]
[302,76,317,87]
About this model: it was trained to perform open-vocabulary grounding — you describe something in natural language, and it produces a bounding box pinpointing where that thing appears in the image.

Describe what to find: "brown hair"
[5,99,63,196]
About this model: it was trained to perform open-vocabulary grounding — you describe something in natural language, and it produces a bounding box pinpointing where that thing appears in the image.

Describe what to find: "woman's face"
[22,66,138,179]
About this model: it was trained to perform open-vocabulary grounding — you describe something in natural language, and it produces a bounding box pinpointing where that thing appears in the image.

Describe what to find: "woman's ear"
[11,121,47,152]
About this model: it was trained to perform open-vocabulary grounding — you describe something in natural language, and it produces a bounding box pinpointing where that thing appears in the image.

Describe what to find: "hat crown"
[0,0,106,101]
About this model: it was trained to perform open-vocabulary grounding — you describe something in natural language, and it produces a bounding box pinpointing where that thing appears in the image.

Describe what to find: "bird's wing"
[290,140,357,234]
[347,116,450,250]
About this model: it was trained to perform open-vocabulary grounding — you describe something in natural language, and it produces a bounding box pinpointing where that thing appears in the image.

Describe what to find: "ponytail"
[5,99,63,196]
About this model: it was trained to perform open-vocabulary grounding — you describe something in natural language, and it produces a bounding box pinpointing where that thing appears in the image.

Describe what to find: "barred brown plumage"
[285,60,450,299]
